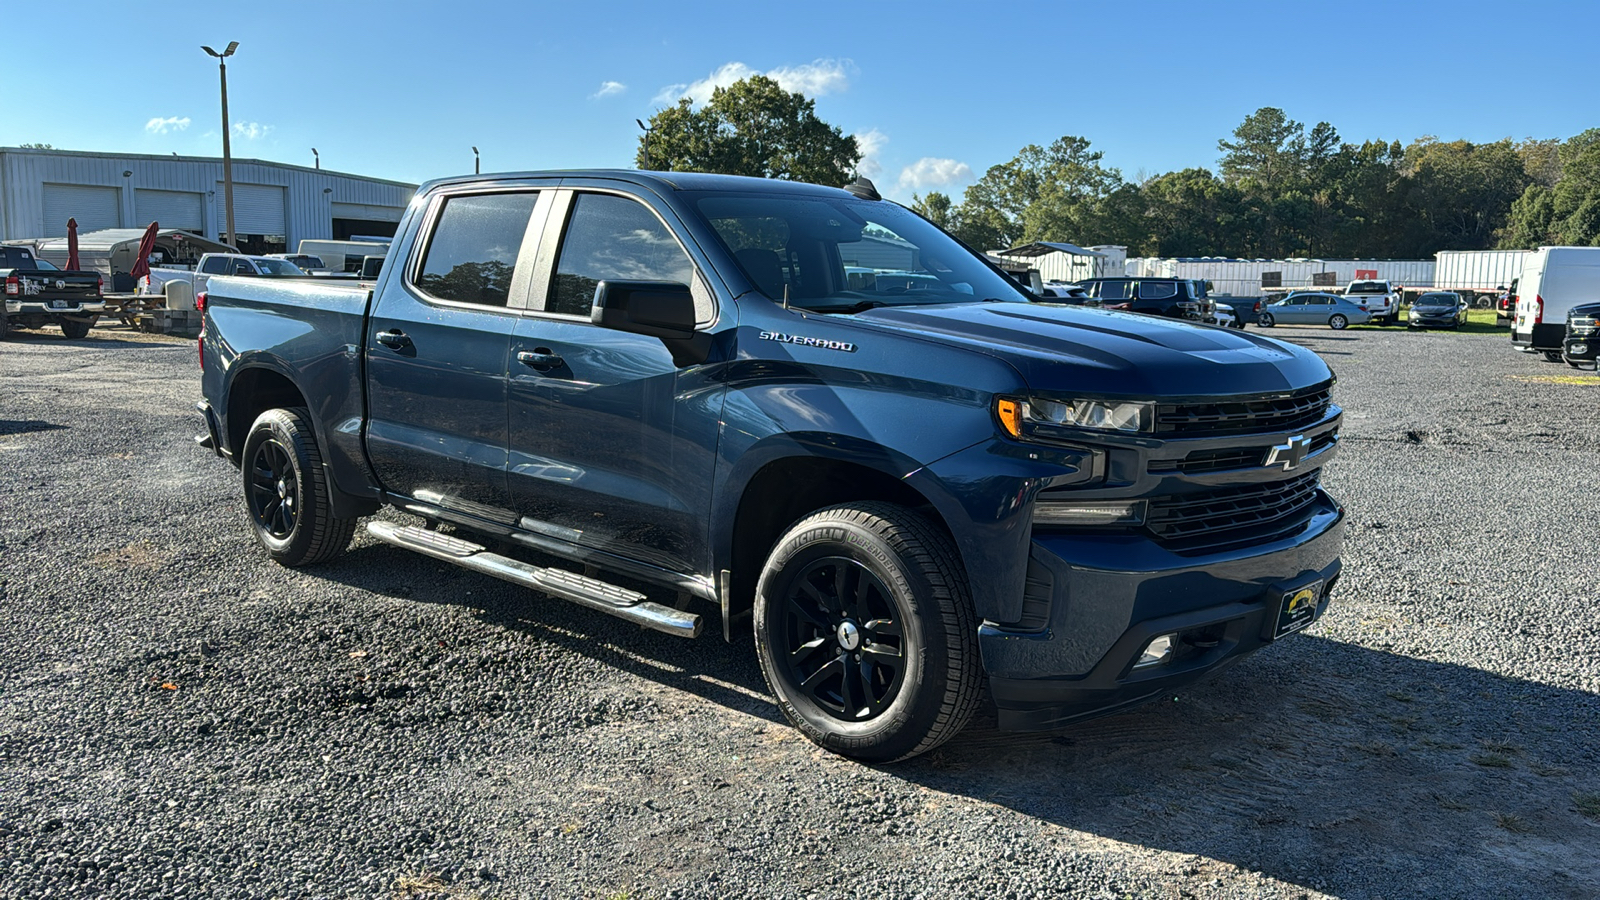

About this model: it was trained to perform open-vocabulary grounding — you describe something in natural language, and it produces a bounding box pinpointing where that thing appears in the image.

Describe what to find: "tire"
[753,502,982,762]
[0,305,8,340]
[1258,313,1275,327]
[60,317,94,340]
[1329,314,1348,330]
[1543,351,1564,363]
[240,407,358,567]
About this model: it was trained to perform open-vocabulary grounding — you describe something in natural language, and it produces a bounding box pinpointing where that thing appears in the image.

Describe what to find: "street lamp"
[472,146,480,175]
[636,119,652,170]
[202,41,240,248]
[312,147,320,170]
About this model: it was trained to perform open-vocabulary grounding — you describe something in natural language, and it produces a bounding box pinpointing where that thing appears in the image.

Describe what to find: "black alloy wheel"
[248,438,300,539]
[239,407,357,566]
[773,556,908,722]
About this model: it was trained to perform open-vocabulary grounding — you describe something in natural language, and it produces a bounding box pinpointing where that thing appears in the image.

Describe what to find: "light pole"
[636,119,652,170]
[202,41,239,247]
[312,147,320,169]
[472,146,480,175]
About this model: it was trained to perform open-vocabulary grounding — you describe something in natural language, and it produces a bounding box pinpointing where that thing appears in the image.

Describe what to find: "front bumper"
[1563,332,1598,363]
[1409,313,1460,326]
[981,491,1345,730]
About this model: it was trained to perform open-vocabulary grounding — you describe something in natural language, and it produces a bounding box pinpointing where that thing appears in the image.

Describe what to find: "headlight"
[995,396,1153,440]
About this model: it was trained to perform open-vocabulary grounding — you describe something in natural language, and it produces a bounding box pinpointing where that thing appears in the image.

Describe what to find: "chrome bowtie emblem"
[1264,434,1311,471]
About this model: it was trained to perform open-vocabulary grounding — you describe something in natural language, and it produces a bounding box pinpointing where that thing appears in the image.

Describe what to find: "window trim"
[403,186,551,313]
[525,187,715,327]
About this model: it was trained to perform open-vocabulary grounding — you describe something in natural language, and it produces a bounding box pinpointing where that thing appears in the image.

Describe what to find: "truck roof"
[417,169,861,199]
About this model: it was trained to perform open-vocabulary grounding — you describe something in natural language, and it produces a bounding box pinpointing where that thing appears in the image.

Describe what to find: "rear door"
[365,186,551,519]
[1515,254,1544,340]
[504,187,723,577]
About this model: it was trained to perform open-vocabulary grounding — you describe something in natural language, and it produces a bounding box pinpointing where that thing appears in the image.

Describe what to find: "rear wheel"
[60,317,94,340]
[1543,351,1564,363]
[1329,314,1348,330]
[240,407,357,567]
[1258,313,1275,327]
[0,305,8,340]
[753,502,982,762]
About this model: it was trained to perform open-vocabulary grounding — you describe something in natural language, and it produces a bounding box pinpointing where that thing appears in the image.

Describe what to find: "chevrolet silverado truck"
[1,244,105,339]
[195,170,1346,762]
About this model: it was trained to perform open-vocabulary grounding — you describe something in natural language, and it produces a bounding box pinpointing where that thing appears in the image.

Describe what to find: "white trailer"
[1122,257,1435,300]
[1433,250,1530,307]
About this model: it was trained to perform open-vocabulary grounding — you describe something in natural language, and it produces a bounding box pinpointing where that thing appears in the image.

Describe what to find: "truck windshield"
[693,193,1030,312]
[251,258,306,276]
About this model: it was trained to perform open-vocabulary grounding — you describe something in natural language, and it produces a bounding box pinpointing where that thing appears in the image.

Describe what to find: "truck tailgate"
[13,271,100,300]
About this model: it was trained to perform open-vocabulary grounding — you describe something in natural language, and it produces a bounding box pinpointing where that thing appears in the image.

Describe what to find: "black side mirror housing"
[590,280,710,366]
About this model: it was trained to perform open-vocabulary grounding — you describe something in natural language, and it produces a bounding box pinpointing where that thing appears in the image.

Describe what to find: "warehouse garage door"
[134,190,203,232]
[42,184,120,236]
[330,201,404,240]
[217,183,286,253]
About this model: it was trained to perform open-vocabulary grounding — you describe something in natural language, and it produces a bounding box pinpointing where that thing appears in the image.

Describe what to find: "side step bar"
[366,521,702,638]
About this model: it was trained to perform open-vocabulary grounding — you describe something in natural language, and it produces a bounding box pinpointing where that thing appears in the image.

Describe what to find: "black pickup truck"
[196,170,1346,762]
[1,244,105,339]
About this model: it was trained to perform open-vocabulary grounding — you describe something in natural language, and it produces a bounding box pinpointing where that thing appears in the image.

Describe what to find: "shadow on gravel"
[0,419,67,435]
[894,636,1600,897]
[314,542,784,726]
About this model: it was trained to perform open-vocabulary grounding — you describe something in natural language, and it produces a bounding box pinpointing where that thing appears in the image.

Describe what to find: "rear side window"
[547,193,695,318]
[1098,280,1131,301]
[414,192,538,307]
[201,256,228,274]
[1138,282,1177,300]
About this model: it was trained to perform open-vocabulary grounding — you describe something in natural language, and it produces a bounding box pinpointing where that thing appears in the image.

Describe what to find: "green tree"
[1503,129,1600,247]
[1399,138,1529,252]
[636,75,860,186]
[1218,108,1308,186]
[19,142,54,150]
[910,191,954,230]
[953,135,1124,249]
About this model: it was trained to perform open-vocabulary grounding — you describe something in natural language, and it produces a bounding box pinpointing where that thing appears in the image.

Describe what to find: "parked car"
[1,243,105,339]
[1407,291,1469,329]
[1344,280,1401,325]
[1256,292,1372,329]
[1562,301,1600,369]
[1512,247,1600,362]
[1073,277,1212,321]
[1211,301,1244,328]
[196,170,1345,762]
[1038,281,1093,303]
[1497,279,1517,322]
[266,253,329,272]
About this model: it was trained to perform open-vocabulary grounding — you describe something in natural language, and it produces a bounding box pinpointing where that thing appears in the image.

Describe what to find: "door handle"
[517,349,564,370]
[375,329,411,350]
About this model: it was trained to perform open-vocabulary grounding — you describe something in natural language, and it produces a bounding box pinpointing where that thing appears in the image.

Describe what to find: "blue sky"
[4,0,1596,201]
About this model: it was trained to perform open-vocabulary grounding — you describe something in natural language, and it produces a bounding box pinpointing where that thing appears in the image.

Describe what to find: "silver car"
[1256,292,1373,329]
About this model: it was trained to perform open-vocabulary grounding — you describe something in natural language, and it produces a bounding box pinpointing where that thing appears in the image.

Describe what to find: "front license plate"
[1272,581,1323,639]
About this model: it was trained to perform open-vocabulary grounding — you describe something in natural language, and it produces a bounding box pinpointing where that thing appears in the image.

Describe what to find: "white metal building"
[992,242,1127,283]
[1124,257,1436,298]
[0,147,416,257]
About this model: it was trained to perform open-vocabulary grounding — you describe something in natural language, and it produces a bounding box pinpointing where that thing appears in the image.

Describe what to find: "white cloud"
[232,121,273,140]
[144,116,191,135]
[855,128,888,179]
[897,157,974,191]
[590,80,627,99]
[653,58,854,106]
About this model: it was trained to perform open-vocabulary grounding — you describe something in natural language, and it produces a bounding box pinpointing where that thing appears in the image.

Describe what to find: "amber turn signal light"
[995,398,1022,439]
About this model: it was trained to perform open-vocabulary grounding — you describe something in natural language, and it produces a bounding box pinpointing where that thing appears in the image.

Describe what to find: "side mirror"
[591,280,696,339]
[591,280,711,366]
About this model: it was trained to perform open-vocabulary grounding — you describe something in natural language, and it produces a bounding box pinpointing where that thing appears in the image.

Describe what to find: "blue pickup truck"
[196,170,1345,761]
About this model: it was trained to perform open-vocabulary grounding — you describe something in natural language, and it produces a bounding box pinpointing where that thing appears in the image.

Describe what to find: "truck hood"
[848,301,1331,397]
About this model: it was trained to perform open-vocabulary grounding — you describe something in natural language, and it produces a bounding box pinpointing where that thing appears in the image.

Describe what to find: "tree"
[1399,138,1528,252]
[910,192,954,230]
[953,135,1124,249]
[1218,108,1307,186]
[19,143,54,150]
[636,75,860,186]
[1503,129,1600,247]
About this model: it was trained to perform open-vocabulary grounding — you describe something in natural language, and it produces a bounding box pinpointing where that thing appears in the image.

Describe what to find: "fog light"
[1133,634,1175,670]
[1032,500,1145,526]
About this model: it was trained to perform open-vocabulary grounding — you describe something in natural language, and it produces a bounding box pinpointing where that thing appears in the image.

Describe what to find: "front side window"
[414,192,538,307]
[251,258,304,276]
[548,193,695,318]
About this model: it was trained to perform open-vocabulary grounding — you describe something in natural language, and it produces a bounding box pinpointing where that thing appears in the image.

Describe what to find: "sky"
[4,0,1597,202]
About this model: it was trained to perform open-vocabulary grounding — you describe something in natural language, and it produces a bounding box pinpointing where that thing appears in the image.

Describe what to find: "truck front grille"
[1155,385,1333,438]
[1570,317,1597,336]
[1146,471,1323,548]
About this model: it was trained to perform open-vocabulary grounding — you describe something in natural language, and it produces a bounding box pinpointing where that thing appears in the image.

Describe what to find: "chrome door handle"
[375,330,411,350]
[517,350,564,370]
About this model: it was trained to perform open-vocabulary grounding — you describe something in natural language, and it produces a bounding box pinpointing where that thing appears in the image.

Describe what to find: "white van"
[297,239,389,274]
[1513,248,1600,358]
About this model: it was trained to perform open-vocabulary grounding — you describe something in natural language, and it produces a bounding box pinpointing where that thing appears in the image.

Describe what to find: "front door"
[505,189,723,577]
[365,188,545,518]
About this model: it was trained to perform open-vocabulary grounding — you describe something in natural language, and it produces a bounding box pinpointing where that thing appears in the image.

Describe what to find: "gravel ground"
[1,322,1597,900]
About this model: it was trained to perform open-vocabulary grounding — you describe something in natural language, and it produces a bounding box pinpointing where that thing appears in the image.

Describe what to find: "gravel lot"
[2,322,1597,900]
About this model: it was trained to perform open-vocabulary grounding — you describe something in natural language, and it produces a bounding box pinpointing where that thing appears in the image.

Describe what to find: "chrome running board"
[366,521,702,638]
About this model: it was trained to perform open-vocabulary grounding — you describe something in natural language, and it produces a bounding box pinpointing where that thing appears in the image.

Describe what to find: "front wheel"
[1258,313,1275,327]
[753,502,982,762]
[60,316,95,340]
[1329,314,1348,330]
[240,407,357,567]
[1543,351,1564,363]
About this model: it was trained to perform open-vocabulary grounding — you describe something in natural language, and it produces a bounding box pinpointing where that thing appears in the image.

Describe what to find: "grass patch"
[1471,752,1514,769]
[1494,812,1529,833]
[1530,763,1570,778]
[1350,307,1505,334]
[1574,792,1600,819]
